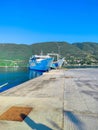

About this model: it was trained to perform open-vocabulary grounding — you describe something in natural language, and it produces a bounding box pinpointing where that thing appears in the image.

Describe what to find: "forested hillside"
[0,42,98,67]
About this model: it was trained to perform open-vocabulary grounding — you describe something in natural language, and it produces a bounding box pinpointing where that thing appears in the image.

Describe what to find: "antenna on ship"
[55,42,61,60]
[40,50,43,55]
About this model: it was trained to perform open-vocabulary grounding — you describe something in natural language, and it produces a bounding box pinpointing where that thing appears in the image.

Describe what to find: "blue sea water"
[0,67,43,93]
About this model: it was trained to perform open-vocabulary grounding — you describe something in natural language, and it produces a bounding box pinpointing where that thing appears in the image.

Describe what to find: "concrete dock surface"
[0,68,98,130]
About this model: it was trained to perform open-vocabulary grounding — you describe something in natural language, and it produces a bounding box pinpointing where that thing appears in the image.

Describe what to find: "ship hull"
[29,57,53,72]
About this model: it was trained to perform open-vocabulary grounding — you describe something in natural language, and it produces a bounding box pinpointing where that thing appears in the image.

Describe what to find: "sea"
[0,67,43,93]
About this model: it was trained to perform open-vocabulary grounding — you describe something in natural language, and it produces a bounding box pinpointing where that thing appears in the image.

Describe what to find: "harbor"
[0,68,98,130]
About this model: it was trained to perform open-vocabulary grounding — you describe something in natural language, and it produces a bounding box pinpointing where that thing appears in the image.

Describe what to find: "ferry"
[29,54,54,72]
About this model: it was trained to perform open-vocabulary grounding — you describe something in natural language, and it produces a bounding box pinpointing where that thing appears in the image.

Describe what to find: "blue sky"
[0,0,98,44]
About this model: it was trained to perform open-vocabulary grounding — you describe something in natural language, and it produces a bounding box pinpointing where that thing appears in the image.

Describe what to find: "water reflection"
[29,70,43,79]
[0,67,43,93]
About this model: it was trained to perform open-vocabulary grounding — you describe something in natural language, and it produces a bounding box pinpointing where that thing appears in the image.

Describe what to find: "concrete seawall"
[0,69,98,130]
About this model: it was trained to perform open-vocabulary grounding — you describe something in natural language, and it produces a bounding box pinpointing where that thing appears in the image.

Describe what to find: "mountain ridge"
[0,42,98,66]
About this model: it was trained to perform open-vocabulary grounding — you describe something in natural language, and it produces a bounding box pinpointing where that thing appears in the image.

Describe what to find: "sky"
[0,0,98,44]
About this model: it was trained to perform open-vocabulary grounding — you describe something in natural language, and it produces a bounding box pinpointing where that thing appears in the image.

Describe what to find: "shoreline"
[0,65,98,68]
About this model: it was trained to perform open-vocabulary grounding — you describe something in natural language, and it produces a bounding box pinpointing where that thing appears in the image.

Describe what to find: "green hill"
[72,42,98,60]
[0,42,98,67]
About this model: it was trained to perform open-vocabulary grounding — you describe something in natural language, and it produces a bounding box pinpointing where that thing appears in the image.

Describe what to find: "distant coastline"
[1,65,98,69]
[65,65,98,69]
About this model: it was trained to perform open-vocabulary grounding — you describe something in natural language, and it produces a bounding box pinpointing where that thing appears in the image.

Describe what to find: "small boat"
[51,57,65,69]
[47,53,65,69]
[29,54,54,72]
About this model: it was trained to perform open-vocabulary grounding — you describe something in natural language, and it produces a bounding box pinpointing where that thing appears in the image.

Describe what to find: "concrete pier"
[0,69,98,130]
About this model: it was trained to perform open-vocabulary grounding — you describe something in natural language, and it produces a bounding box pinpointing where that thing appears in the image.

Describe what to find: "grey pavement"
[0,68,98,130]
